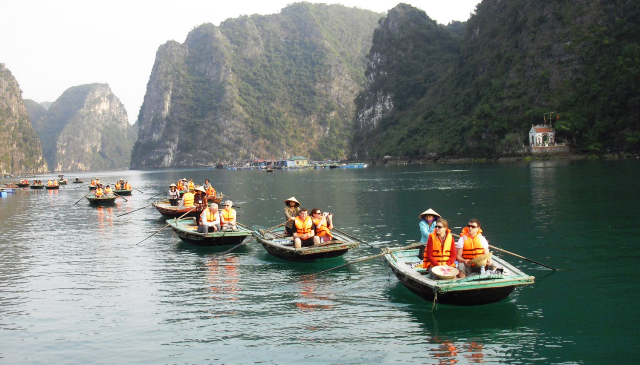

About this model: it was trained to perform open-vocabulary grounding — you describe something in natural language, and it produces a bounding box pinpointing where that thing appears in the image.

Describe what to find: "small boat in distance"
[167,218,253,246]
[252,224,360,262]
[30,184,45,190]
[45,184,60,190]
[73,177,84,183]
[113,188,133,196]
[383,248,534,306]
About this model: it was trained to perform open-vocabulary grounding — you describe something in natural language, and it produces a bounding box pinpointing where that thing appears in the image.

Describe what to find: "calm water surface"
[1,160,639,364]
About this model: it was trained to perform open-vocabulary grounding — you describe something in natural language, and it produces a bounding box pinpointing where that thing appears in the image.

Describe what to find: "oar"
[146,192,164,201]
[304,242,424,278]
[116,203,153,217]
[135,207,195,245]
[489,244,557,271]
[333,228,373,248]
[212,225,255,258]
[113,192,128,202]
[75,191,93,204]
[135,188,144,194]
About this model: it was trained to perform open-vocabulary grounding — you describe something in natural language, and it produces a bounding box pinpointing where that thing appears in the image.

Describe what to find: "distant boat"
[252,224,360,262]
[167,218,253,246]
[383,248,535,306]
[73,177,84,184]
[29,184,45,190]
[113,188,133,196]
[16,182,30,188]
[45,184,60,190]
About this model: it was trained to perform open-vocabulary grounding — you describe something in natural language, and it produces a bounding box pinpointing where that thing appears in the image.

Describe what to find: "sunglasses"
[468,225,478,228]
[435,226,444,229]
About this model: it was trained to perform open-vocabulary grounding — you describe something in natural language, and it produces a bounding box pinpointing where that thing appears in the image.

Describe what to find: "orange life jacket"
[424,230,454,268]
[47,180,53,186]
[115,182,121,189]
[221,208,236,223]
[90,180,96,186]
[124,182,131,190]
[460,227,485,264]
[188,181,195,190]
[295,216,313,235]
[177,182,184,190]
[182,192,194,207]
[200,209,219,225]
[105,187,113,194]
[206,186,215,197]
[95,188,103,197]
[312,217,333,239]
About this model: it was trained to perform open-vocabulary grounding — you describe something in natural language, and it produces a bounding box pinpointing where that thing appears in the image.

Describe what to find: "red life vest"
[295,216,313,235]
[460,227,485,264]
[312,217,333,239]
[424,230,455,268]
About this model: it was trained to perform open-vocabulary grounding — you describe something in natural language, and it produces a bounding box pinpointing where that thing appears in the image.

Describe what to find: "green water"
[1,160,638,364]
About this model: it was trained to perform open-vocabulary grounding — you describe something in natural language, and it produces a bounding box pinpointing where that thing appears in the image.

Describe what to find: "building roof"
[289,156,308,160]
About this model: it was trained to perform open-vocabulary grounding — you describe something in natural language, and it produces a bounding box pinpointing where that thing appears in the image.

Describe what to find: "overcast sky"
[0,0,479,124]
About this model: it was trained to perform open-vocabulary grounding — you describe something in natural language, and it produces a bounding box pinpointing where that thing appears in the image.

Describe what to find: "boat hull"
[384,249,534,306]
[153,201,203,217]
[29,185,45,189]
[16,183,30,187]
[114,189,132,196]
[168,218,252,246]
[86,195,117,205]
[252,225,360,262]
[45,185,60,190]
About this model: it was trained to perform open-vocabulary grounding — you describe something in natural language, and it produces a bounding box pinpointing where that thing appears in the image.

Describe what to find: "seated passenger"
[423,219,458,278]
[194,186,207,209]
[418,208,441,260]
[198,203,220,233]
[124,181,131,190]
[456,218,493,278]
[293,208,320,248]
[284,197,301,236]
[181,188,195,208]
[187,179,195,191]
[95,185,104,197]
[220,200,237,230]
[203,179,216,197]
[104,185,113,194]
[310,208,333,242]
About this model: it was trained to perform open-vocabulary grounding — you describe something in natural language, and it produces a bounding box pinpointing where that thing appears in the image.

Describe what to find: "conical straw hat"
[419,208,441,218]
[469,253,492,267]
[431,265,459,280]
[284,197,300,206]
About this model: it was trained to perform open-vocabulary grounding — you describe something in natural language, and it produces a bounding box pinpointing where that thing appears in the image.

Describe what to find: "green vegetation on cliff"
[353,0,640,159]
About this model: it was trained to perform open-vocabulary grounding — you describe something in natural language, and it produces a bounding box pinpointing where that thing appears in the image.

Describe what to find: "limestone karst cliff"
[0,63,48,174]
[28,83,137,172]
[131,3,382,168]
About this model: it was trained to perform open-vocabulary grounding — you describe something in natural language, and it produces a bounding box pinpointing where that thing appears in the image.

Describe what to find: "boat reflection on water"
[206,255,240,303]
[385,282,535,364]
[294,276,335,312]
[96,206,115,231]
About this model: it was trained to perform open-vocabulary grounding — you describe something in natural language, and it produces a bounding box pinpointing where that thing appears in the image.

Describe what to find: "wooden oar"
[135,207,195,245]
[135,188,144,194]
[304,242,424,278]
[75,191,93,204]
[489,245,557,271]
[212,224,255,258]
[113,192,128,202]
[333,228,373,248]
[116,203,153,217]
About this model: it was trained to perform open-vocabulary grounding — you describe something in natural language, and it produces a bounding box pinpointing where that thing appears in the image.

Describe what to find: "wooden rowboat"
[86,194,117,205]
[167,218,253,246]
[152,200,204,217]
[252,224,360,262]
[114,189,132,196]
[16,182,30,187]
[29,184,45,189]
[45,185,60,190]
[383,248,534,306]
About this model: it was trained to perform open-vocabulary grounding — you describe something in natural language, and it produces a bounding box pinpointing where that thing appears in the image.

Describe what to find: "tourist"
[284,197,301,236]
[423,219,458,278]
[187,179,195,191]
[194,186,207,209]
[169,183,180,206]
[456,218,492,278]
[181,188,195,208]
[203,179,216,197]
[104,185,113,195]
[293,208,319,248]
[198,203,220,233]
[418,208,441,260]
[310,208,333,242]
[220,200,237,230]
[95,185,104,197]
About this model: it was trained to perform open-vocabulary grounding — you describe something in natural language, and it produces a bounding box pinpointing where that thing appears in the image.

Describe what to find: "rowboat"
[45,185,60,190]
[383,248,535,306]
[152,200,204,217]
[167,217,253,246]
[252,224,360,262]
[114,189,132,196]
[30,184,45,189]
[86,194,117,205]
[88,185,97,190]
[73,178,83,183]
[16,182,30,188]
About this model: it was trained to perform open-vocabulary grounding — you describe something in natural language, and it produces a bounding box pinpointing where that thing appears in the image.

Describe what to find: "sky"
[0,0,479,124]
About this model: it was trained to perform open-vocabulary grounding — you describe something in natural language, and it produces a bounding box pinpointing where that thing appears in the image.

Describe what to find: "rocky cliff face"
[352,0,640,158]
[29,83,137,172]
[131,3,381,168]
[0,63,48,174]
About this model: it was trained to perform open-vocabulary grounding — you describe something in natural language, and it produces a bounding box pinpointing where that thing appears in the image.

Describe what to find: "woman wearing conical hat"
[418,208,441,260]
[284,197,301,236]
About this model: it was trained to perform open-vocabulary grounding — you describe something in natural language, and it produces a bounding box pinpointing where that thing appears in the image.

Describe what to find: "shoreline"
[367,152,640,165]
